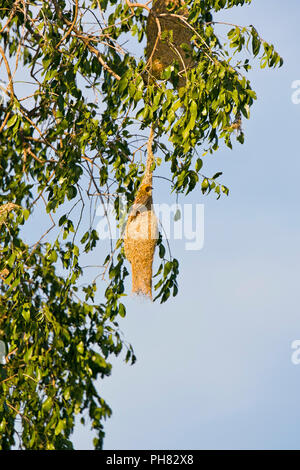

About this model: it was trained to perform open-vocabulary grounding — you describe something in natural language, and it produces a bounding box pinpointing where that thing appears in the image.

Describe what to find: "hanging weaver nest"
[145,0,194,87]
[124,127,158,299]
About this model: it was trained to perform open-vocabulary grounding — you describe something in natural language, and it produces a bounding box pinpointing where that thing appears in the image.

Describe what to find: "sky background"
[10,0,299,450]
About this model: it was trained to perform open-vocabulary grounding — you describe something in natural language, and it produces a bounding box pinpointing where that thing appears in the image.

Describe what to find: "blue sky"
[69,0,300,449]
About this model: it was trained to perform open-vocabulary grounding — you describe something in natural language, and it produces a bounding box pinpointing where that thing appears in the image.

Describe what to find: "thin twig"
[6,401,32,425]
[56,0,79,48]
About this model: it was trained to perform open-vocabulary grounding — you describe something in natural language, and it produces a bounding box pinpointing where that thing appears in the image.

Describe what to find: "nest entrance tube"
[124,127,158,299]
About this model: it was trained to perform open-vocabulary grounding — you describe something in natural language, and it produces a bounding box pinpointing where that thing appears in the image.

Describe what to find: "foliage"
[0,0,282,449]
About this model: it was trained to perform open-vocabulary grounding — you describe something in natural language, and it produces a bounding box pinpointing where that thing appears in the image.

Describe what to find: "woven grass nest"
[124,209,158,299]
[124,128,158,299]
[146,0,194,87]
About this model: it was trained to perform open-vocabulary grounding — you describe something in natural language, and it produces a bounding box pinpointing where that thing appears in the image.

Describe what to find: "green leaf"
[42,397,53,413]
[163,261,172,278]
[195,158,203,172]
[189,100,198,131]
[22,209,30,221]
[67,186,77,200]
[119,303,126,318]
[77,341,84,354]
[21,305,30,322]
[6,114,18,128]
[159,243,165,259]
[252,34,261,56]
[201,179,209,192]
[55,419,65,436]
